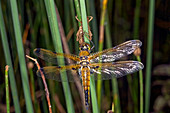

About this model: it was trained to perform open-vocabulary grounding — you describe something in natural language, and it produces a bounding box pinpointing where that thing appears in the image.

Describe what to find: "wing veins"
[89,40,142,63]
[89,61,144,79]
[37,64,81,82]
[34,48,80,63]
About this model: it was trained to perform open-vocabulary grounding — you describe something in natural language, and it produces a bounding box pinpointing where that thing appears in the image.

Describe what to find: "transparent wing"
[90,40,142,63]
[34,48,80,64]
[89,61,144,80]
[36,64,81,82]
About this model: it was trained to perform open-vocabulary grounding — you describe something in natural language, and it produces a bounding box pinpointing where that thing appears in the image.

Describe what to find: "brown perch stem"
[26,55,52,113]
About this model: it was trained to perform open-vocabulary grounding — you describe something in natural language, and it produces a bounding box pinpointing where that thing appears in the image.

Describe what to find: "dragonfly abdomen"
[81,67,91,108]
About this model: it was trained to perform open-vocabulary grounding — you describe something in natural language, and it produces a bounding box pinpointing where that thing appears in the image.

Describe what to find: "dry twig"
[26,55,52,113]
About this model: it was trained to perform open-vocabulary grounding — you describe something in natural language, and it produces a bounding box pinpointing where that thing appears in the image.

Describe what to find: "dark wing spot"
[34,48,41,55]
[96,66,99,68]
[72,67,76,70]
[80,56,83,60]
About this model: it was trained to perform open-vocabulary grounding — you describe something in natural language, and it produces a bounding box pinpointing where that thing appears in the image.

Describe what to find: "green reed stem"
[5,66,10,113]
[113,0,122,44]
[64,0,73,52]
[39,0,51,49]
[133,0,141,39]
[79,0,89,43]
[0,2,21,113]
[90,76,99,113]
[145,0,155,113]
[97,0,108,111]
[69,0,79,54]
[9,0,34,112]
[105,12,121,113]
[104,12,111,103]
[74,0,82,26]
[137,57,143,113]
[44,0,75,112]
[133,0,143,112]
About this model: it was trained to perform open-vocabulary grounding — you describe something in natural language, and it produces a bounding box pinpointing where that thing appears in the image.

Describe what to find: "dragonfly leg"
[89,40,95,52]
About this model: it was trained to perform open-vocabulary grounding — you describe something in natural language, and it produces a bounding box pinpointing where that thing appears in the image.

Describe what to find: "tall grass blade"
[133,0,144,112]
[145,0,155,113]
[113,0,122,43]
[0,2,21,113]
[97,0,108,111]
[90,76,99,113]
[38,0,51,49]
[133,0,141,39]
[69,0,79,54]
[64,0,73,53]
[5,66,10,113]
[74,0,81,26]
[137,57,143,113]
[79,0,89,43]
[9,0,34,112]
[105,12,121,113]
[43,0,75,112]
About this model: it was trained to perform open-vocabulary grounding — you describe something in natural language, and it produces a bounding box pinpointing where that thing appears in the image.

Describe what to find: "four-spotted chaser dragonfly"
[34,40,144,108]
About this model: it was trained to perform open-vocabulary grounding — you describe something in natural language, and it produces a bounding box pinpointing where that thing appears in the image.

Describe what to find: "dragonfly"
[34,40,144,108]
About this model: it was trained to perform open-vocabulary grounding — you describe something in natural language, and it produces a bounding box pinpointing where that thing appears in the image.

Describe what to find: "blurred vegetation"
[0,0,170,113]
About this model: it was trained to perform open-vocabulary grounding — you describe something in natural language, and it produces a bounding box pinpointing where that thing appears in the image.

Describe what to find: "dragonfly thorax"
[79,43,91,57]
[79,51,90,56]
[79,56,89,66]
[79,44,91,67]
[80,61,89,66]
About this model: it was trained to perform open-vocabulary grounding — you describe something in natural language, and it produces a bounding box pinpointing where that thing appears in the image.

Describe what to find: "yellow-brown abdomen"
[81,67,91,108]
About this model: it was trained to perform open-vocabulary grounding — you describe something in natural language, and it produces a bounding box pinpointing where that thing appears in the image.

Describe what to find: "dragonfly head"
[79,43,91,51]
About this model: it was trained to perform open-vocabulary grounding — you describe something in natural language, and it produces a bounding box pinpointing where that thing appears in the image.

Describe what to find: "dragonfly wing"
[89,61,144,80]
[90,40,142,63]
[34,48,80,64]
[37,64,81,82]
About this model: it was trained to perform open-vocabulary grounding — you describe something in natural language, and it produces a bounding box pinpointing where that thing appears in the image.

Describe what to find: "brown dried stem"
[26,55,52,113]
